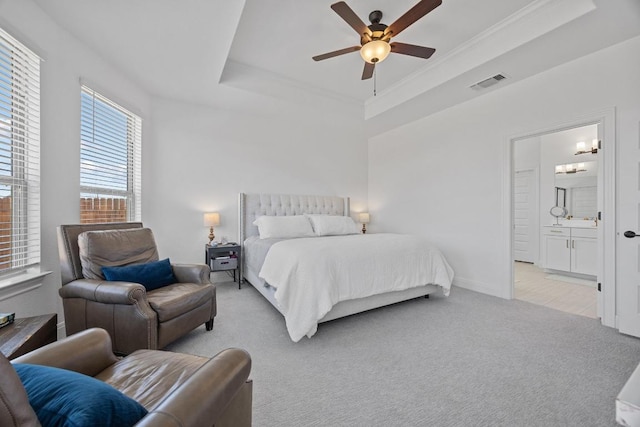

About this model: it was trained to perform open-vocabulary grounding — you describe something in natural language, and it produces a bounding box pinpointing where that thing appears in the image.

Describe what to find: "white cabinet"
[544,228,571,271]
[542,226,597,277]
[571,228,598,276]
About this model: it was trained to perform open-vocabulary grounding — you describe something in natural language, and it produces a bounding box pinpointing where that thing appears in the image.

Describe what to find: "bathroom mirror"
[550,206,568,226]
[554,160,597,219]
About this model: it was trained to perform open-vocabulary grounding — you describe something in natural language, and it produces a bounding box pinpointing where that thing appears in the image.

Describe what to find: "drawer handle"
[550,230,563,233]
[625,230,640,238]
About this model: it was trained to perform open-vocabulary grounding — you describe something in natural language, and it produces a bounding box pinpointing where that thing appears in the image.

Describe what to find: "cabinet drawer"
[543,227,570,237]
[212,258,237,271]
[572,228,597,238]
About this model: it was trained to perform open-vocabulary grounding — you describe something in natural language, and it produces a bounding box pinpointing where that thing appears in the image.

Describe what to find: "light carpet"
[166,279,640,427]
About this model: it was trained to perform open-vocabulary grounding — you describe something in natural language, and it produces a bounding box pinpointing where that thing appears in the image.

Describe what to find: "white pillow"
[306,215,360,236]
[252,215,315,239]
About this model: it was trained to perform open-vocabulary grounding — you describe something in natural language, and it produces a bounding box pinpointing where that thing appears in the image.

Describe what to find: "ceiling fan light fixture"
[360,40,390,64]
[313,1,441,79]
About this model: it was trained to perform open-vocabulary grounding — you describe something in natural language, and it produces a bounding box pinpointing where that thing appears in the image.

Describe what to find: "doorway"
[512,123,600,319]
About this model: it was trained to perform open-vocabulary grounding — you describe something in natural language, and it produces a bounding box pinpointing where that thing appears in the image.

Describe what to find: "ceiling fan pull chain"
[373,66,377,97]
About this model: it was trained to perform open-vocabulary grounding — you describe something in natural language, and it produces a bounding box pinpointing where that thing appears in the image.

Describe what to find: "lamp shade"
[203,212,220,227]
[360,40,391,64]
[359,213,370,224]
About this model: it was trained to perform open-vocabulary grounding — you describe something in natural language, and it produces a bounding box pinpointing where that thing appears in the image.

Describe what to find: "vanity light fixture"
[575,139,598,155]
[203,212,220,244]
[359,212,370,234]
[555,162,587,174]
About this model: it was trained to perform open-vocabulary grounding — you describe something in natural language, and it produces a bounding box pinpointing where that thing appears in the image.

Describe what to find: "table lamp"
[359,212,370,234]
[203,212,220,244]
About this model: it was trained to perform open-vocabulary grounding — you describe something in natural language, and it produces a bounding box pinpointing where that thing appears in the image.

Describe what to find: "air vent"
[470,74,507,90]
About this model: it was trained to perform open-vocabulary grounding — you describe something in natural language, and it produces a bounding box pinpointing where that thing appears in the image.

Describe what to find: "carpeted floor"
[166,278,640,426]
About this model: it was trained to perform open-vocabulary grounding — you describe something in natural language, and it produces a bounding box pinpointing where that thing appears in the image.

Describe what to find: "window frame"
[79,86,142,224]
[0,25,41,279]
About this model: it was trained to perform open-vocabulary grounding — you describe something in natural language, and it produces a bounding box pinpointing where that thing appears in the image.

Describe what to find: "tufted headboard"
[238,193,350,242]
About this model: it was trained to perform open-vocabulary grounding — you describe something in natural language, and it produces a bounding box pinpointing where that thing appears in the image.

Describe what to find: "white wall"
[1,0,636,328]
[368,35,640,298]
[514,136,540,172]
[146,93,368,264]
[0,0,367,329]
[0,0,151,327]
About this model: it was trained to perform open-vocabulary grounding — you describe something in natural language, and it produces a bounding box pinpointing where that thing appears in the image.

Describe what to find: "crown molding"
[365,0,596,119]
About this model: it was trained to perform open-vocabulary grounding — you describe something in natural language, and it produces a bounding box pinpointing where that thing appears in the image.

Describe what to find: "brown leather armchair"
[57,222,216,355]
[1,328,252,427]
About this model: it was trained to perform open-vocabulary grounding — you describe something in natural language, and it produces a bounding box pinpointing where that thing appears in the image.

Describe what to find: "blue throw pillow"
[102,258,177,291]
[14,363,147,427]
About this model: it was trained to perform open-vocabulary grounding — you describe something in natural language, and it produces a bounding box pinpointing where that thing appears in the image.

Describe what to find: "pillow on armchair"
[13,363,147,427]
[102,258,177,291]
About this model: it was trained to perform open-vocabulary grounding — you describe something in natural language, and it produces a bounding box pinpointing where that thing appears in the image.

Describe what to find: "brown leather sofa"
[57,222,216,354]
[0,328,253,427]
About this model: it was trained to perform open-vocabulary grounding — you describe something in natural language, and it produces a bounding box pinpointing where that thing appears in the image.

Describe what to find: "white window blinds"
[80,86,141,223]
[0,27,41,275]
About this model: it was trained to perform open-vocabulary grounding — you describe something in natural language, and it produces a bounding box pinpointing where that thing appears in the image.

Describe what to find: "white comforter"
[258,233,454,342]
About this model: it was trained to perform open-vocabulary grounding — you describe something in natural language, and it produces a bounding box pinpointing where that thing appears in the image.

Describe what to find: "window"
[80,86,141,223]
[0,27,41,276]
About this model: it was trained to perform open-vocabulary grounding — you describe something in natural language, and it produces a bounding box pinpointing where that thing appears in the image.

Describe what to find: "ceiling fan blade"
[361,62,375,80]
[312,46,361,61]
[331,2,372,37]
[390,42,436,59]
[386,0,442,38]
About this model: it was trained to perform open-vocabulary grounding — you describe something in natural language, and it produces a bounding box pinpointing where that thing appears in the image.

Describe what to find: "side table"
[205,244,243,289]
[0,313,57,360]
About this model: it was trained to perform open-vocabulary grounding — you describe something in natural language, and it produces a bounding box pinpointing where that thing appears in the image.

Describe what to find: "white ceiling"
[32,0,640,130]
[225,0,534,102]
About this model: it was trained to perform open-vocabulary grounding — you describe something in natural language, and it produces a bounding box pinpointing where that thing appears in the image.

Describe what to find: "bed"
[238,193,454,342]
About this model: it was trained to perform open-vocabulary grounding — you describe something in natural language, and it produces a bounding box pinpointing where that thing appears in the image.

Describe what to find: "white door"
[617,120,640,336]
[514,170,537,263]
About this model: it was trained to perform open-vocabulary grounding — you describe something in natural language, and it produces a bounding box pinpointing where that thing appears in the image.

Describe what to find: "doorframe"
[502,107,616,328]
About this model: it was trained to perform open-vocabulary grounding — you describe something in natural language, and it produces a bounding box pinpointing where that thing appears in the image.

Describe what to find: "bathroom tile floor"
[514,261,598,319]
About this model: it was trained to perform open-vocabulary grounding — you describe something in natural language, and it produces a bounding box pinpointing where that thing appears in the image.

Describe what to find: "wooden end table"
[0,313,57,360]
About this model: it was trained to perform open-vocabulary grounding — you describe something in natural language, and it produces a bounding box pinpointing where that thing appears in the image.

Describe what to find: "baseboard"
[453,277,509,299]
[56,321,66,340]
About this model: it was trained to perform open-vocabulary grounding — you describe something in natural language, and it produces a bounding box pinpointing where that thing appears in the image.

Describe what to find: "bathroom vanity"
[542,224,597,277]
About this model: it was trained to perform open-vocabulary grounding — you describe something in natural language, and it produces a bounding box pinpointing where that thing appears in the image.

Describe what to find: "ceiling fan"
[312,0,442,80]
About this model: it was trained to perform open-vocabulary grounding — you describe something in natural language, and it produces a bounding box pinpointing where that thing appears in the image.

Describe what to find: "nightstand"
[205,243,242,289]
